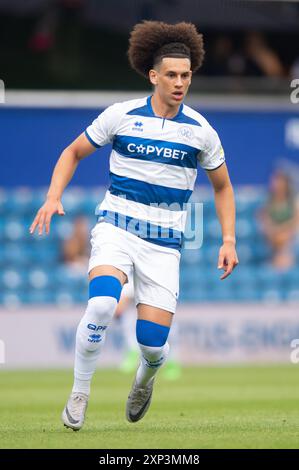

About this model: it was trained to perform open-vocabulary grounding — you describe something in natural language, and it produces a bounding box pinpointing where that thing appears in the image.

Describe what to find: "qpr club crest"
[177,126,194,141]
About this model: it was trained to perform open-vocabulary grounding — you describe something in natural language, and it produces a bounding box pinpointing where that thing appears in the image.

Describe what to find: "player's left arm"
[206,163,239,280]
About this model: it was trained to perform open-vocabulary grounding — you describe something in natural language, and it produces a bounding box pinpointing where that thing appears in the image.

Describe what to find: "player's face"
[150,58,192,107]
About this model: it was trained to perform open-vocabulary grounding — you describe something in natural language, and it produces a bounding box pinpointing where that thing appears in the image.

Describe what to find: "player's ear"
[149,69,158,86]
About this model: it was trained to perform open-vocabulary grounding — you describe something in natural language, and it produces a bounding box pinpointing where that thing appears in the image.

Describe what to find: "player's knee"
[87,275,122,324]
[86,296,117,325]
[136,319,170,347]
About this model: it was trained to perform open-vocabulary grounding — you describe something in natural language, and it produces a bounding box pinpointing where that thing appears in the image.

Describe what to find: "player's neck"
[151,94,181,120]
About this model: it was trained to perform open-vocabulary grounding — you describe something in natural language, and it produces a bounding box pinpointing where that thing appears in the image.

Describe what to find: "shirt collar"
[147,95,184,122]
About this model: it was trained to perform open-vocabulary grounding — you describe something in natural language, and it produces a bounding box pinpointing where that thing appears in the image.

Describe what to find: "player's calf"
[126,319,170,422]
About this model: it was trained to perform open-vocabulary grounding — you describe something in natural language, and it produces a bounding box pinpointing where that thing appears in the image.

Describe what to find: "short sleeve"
[85,103,122,148]
[198,125,225,171]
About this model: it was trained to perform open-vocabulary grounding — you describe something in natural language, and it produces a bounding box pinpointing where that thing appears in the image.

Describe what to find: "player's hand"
[217,241,239,280]
[29,197,65,235]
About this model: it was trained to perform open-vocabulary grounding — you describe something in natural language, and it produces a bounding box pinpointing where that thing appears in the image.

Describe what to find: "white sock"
[72,376,91,396]
[72,296,117,395]
[136,342,170,387]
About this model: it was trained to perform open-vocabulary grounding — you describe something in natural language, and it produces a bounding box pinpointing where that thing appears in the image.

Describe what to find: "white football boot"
[126,377,155,423]
[62,392,89,431]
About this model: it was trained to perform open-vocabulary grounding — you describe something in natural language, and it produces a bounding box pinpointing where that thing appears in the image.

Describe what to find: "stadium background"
[1,0,299,449]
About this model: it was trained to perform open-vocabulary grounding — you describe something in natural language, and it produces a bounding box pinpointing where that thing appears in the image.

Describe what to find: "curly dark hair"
[128,21,205,78]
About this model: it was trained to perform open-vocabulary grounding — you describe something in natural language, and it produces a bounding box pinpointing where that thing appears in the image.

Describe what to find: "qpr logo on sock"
[177,126,194,141]
[87,323,107,332]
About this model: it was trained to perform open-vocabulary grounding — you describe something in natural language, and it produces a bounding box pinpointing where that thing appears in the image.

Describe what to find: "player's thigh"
[89,265,127,285]
[137,303,173,327]
[134,242,180,319]
[88,222,133,285]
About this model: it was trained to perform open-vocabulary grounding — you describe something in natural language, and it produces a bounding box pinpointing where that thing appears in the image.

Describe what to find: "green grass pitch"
[0,365,298,449]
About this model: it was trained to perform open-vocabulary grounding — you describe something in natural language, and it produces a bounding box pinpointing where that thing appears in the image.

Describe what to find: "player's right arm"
[29,133,96,236]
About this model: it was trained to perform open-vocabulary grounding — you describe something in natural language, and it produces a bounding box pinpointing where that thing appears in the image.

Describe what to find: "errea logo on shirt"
[132,121,144,132]
[127,143,188,160]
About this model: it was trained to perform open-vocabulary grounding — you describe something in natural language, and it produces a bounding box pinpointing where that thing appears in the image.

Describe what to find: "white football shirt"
[85,96,225,251]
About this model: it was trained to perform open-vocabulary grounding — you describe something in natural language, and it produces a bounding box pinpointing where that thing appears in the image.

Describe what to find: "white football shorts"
[88,221,180,313]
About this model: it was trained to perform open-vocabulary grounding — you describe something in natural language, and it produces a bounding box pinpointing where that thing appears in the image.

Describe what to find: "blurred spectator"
[61,215,89,274]
[243,32,285,77]
[204,36,244,76]
[259,170,299,270]
[202,32,286,79]
[28,0,84,53]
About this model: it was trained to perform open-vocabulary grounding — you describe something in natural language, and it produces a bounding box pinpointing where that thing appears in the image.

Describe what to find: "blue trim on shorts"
[136,319,170,347]
[89,275,122,302]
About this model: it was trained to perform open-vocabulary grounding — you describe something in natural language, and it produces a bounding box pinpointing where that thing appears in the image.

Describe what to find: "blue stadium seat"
[54,266,88,292]
[286,289,299,302]
[282,268,299,289]
[0,268,27,290]
[0,292,23,308]
[23,290,55,304]
[54,290,87,305]
[3,218,26,241]
[180,248,203,265]
[50,219,74,240]
[1,243,31,267]
[27,268,52,290]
